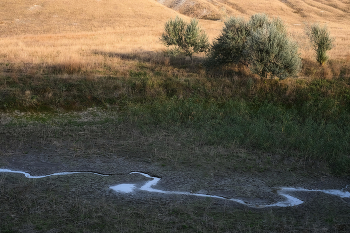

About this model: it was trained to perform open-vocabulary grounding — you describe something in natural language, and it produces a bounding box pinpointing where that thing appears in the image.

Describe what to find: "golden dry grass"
[160,0,350,59]
[0,0,349,76]
[0,0,221,76]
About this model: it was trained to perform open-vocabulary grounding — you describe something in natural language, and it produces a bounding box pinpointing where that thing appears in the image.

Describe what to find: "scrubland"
[1,0,350,232]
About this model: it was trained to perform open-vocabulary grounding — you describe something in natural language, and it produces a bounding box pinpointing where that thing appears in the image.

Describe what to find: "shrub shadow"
[92,49,208,72]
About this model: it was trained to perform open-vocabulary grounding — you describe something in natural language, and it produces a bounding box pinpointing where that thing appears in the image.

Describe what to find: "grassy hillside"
[1,2,350,232]
[0,0,179,35]
[0,0,348,74]
[0,1,350,173]
[159,0,350,22]
[159,0,350,59]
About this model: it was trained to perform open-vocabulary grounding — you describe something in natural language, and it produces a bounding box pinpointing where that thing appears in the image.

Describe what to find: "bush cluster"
[161,14,334,79]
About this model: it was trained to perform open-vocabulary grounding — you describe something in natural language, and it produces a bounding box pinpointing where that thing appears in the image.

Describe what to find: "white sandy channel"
[1,169,349,208]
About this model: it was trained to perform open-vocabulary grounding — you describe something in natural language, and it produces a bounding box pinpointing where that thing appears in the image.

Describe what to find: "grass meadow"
[1,55,350,174]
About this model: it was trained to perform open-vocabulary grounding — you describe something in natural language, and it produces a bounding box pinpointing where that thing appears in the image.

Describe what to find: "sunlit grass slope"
[159,0,350,58]
[159,0,350,22]
[0,0,349,72]
[0,0,221,71]
[0,0,181,36]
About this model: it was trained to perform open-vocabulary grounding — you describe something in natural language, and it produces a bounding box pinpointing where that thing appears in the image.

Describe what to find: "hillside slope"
[0,0,222,64]
[0,0,349,59]
[158,0,350,58]
[0,0,181,36]
[158,0,350,23]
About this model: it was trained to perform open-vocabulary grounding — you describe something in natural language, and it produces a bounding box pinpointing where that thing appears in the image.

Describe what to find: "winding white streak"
[129,172,301,207]
[1,168,349,208]
[0,168,109,179]
[126,172,349,208]
[130,172,227,198]
[131,172,166,193]
[279,187,350,198]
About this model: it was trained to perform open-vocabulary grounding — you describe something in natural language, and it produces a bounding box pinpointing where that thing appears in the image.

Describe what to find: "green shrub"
[246,21,301,79]
[248,13,270,30]
[206,17,250,67]
[161,16,210,61]
[206,14,302,79]
[305,23,334,66]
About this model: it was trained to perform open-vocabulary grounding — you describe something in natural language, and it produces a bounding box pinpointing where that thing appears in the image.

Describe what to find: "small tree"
[161,16,209,61]
[306,23,334,66]
[206,14,301,79]
[246,19,301,79]
[206,17,250,67]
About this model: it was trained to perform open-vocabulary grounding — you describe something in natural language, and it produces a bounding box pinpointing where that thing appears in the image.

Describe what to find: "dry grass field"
[159,0,350,59]
[0,0,220,76]
[0,0,349,78]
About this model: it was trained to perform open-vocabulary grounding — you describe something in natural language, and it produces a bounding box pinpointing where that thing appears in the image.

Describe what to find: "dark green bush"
[206,17,250,67]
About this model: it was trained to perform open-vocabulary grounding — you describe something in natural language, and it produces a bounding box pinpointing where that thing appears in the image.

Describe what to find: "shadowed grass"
[1,57,350,117]
[125,98,350,175]
[1,57,350,174]
[1,171,350,232]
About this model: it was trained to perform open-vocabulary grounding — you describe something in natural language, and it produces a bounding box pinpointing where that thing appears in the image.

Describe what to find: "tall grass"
[125,97,350,174]
[1,55,350,174]
[1,57,350,118]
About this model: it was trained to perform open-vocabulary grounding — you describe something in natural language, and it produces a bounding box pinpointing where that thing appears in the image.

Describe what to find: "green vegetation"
[206,17,250,66]
[1,57,350,174]
[207,14,301,79]
[1,105,350,232]
[306,23,334,66]
[161,16,210,61]
[246,15,301,79]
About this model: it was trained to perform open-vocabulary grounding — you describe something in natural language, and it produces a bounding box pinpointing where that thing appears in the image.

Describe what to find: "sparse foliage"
[207,14,302,79]
[161,16,209,61]
[306,23,334,65]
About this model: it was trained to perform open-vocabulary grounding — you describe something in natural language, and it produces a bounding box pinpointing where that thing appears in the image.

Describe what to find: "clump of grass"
[47,62,84,75]
[1,59,350,120]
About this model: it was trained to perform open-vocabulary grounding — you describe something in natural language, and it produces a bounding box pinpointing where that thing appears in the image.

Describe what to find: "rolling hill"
[0,0,349,66]
[158,0,350,23]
